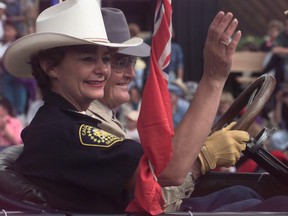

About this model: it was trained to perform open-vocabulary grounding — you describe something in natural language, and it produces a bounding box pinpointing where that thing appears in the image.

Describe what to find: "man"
[87,7,264,212]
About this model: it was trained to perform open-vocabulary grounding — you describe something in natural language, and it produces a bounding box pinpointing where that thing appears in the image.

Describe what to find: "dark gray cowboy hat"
[101,7,151,57]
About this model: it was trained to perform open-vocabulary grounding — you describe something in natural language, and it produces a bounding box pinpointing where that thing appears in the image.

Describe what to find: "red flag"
[125,0,173,214]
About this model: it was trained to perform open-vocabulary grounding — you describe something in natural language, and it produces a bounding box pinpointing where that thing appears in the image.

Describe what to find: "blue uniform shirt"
[15,91,143,213]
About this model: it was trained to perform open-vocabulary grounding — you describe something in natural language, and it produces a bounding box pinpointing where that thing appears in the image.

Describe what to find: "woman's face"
[45,45,111,111]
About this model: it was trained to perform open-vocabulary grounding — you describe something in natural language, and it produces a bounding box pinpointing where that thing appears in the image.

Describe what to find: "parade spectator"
[4,0,22,35]
[260,19,284,52]
[0,2,7,40]
[117,85,142,127]
[0,97,23,150]
[262,17,288,91]
[4,0,37,37]
[168,80,189,127]
[128,22,148,90]
[214,90,235,125]
[168,28,184,82]
[0,21,31,121]
[184,80,198,101]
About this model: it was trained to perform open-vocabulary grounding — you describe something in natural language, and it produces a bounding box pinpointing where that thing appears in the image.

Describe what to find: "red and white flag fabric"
[125,0,173,214]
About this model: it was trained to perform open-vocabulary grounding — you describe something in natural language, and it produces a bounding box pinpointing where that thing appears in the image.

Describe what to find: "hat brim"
[118,41,151,57]
[3,32,143,78]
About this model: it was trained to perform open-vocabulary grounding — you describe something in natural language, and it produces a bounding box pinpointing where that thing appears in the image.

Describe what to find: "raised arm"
[158,11,242,186]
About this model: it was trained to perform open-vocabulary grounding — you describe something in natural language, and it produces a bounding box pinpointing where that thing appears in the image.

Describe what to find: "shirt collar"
[91,100,114,119]
[43,91,78,111]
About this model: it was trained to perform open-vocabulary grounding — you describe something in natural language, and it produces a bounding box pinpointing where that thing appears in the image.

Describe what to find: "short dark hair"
[29,47,66,97]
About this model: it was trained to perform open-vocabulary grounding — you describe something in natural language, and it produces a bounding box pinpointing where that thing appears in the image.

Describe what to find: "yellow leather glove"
[198,122,250,175]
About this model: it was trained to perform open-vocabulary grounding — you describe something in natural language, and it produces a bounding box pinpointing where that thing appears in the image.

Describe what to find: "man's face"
[99,54,136,108]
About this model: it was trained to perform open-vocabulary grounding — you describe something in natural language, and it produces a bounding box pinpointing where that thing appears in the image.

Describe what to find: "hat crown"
[101,8,130,43]
[37,0,108,43]
[101,7,151,57]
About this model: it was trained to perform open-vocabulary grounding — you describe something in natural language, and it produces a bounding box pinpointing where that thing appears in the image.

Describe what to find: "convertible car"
[0,74,287,216]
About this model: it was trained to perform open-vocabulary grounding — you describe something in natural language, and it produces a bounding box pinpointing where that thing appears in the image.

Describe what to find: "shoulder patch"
[79,124,123,147]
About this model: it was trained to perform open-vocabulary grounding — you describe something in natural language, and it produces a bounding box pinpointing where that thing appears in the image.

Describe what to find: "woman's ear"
[39,59,57,79]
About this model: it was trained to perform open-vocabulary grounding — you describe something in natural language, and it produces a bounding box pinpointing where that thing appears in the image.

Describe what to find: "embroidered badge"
[79,124,123,147]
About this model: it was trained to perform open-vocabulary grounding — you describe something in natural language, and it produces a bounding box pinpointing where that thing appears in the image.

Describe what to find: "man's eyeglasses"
[111,55,137,71]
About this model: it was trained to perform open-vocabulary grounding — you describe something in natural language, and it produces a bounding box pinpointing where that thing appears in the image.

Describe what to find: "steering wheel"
[211,74,276,133]
[211,74,288,185]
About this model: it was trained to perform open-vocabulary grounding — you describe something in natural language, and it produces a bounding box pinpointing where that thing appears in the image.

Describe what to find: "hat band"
[85,38,109,43]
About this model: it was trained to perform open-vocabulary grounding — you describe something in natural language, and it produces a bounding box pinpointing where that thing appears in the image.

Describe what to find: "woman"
[14,43,143,213]
[3,0,143,213]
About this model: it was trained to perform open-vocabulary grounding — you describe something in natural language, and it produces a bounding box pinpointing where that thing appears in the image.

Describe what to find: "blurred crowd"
[0,1,287,173]
[0,0,38,150]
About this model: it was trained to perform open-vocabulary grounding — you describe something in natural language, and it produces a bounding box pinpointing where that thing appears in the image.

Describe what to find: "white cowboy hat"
[3,0,143,78]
